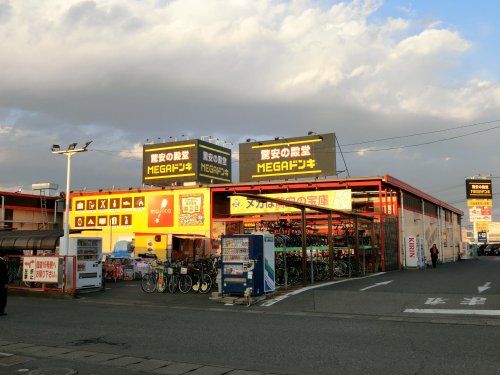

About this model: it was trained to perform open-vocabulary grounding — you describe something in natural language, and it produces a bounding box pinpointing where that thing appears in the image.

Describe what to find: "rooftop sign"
[238,133,336,182]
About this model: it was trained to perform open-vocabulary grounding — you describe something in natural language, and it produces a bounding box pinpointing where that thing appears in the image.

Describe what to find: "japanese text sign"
[466,179,493,199]
[238,133,336,182]
[22,256,59,283]
[229,189,351,215]
[143,139,232,186]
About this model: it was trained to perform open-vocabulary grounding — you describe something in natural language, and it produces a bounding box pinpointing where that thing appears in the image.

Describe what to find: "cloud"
[0,0,498,221]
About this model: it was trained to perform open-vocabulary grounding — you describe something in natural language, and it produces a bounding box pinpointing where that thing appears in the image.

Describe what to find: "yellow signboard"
[467,199,493,207]
[474,221,489,233]
[70,188,211,252]
[229,190,351,215]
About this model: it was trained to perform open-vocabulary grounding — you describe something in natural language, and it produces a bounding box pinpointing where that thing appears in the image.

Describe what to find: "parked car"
[483,243,500,256]
[477,243,488,256]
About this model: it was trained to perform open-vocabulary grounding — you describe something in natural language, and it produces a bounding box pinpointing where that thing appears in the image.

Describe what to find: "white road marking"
[478,282,491,293]
[424,297,447,305]
[359,280,393,291]
[261,272,387,307]
[460,297,486,306]
[404,308,500,316]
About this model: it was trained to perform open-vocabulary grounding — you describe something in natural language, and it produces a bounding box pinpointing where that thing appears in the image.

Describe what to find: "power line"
[341,119,500,146]
[342,123,500,154]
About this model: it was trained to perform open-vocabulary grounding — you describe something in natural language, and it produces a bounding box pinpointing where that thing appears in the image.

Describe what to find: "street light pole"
[51,141,92,256]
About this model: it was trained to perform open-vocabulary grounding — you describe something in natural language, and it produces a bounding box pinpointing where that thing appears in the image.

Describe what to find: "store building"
[0,190,62,231]
[69,174,462,271]
[210,174,463,271]
[70,186,212,259]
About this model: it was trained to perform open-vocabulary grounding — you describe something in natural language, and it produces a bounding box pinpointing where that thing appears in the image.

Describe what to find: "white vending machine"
[68,237,103,290]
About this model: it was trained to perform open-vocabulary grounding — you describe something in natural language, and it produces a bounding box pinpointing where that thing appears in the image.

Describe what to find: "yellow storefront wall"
[69,188,211,257]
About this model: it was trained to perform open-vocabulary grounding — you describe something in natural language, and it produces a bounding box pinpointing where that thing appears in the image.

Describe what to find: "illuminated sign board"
[239,133,336,182]
[465,179,492,199]
[143,140,231,186]
[230,190,351,215]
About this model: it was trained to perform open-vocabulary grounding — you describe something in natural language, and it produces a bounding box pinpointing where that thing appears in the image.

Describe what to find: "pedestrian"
[0,253,8,316]
[430,244,439,269]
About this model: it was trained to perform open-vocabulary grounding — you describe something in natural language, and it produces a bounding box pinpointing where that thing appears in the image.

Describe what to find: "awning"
[0,230,63,252]
[173,234,207,239]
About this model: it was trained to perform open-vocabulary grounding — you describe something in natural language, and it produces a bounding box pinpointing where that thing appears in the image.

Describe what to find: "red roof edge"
[383,174,464,216]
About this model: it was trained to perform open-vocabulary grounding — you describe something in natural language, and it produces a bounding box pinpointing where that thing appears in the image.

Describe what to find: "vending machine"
[67,237,103,289]
[221,234,275,297]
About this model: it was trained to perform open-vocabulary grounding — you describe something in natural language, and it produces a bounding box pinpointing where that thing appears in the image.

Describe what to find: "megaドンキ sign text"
[239,133,336,182]
[143,139,232,186]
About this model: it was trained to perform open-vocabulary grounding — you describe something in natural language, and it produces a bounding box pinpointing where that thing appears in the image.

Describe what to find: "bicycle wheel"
[198,274,212,294]
[157,273,167,293]
[275,267,285,286]
[168,275,178,293]
[178,274,193,294]
[141,273,157,293]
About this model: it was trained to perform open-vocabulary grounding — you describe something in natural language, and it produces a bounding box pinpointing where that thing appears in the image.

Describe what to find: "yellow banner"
[230,190,351,215]
[474,221,489,232]
[467,199,493,207]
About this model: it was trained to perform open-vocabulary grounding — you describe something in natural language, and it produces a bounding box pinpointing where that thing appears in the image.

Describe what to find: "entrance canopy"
[0,230,63,252]
[0,229,86,252]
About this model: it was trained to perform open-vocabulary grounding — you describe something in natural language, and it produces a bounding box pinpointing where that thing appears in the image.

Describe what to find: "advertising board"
[239,133,336,182]
[229,189,351,215]
[405,236,417,268]
[22,256,59,283]
[466,179,493,199]
[469,207,492,222]
[143,140,231,186]
[467,199,493,207]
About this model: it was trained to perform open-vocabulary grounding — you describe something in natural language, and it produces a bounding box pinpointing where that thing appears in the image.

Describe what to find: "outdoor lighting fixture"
[307,131,316,135]
[51,140,93,256]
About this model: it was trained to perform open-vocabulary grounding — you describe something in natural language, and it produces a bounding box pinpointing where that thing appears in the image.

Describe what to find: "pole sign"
[238,133,336,182]
[477,231,487,243]
[466,179,493,199]
[469,207,492,222]
[143,139,231,186]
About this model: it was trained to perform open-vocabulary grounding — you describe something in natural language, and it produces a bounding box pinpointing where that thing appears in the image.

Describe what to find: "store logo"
[148,195,174,227]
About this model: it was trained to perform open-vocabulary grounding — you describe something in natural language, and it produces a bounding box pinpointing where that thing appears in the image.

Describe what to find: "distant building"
[0,191,63,231]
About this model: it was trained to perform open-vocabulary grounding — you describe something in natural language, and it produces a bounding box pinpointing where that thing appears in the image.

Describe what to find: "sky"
[0,0,499,223]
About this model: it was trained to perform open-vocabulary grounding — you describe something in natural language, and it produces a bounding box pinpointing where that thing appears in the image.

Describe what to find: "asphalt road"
[1,257,499,375]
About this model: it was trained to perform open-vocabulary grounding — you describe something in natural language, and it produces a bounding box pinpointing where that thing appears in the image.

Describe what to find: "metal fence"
[5,255,77,293]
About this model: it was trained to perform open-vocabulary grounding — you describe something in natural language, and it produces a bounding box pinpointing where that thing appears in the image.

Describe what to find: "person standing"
[430,244,439,269]
[0,254,8,316]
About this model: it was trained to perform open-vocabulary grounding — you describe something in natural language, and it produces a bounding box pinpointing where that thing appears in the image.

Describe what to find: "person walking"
[0,254,8,316]
[430,244,439,269]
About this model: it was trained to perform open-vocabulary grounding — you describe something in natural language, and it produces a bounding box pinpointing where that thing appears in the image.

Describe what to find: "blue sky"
[376,1,499,79]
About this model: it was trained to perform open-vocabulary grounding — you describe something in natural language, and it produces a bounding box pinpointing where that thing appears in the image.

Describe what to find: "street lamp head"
[83,141,93,150]
[68,142,78,150]
[51,144,60,152]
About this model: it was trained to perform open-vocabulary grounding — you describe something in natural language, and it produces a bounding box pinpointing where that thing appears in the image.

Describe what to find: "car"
[477,243,488,256]
[483,243,500,256]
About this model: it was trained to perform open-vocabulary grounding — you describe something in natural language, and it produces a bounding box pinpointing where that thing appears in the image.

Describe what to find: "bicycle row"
[274,253,369,286]
[140,257,220,294]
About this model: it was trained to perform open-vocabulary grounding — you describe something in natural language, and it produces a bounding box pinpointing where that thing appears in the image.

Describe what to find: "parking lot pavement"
[0,341,276,375]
